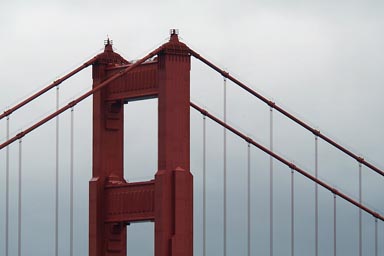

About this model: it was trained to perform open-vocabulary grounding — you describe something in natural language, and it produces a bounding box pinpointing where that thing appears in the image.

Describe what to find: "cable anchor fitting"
[16,131,25,140]
[221,71,229,78]
[245,136,253,144]
[312,129,321,136]
[68,101,77,108]
[3,109,12,117]
[289,162,296,170]
[200,108,208,117]
[53,79,63,86]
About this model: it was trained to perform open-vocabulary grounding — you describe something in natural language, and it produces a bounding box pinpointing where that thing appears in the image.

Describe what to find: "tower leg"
[155,33,193,256]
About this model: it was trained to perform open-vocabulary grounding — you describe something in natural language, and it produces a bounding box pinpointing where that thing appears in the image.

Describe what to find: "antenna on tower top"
[104,35,113,46]
[169,29,180,42]
[169,29,179,36]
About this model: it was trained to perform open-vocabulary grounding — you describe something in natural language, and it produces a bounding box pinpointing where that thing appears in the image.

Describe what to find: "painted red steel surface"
[89,34,193,256]
[105,180,155,223]
[106,61,158,101]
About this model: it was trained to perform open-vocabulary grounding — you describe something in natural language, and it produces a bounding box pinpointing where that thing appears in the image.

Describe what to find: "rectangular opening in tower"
[127,222,154,255]
[123,98,158,182]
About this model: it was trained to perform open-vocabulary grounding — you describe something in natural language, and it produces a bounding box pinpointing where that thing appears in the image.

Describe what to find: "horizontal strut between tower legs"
[105,61,160,101]
[104,180,155,223]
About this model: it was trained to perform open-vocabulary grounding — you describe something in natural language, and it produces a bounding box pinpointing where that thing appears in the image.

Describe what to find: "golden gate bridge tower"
[90,29,193,256]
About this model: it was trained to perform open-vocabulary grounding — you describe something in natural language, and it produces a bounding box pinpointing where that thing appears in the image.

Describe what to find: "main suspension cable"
[190,102,384,221]
[0,57,97,121]
[189,49,384,178]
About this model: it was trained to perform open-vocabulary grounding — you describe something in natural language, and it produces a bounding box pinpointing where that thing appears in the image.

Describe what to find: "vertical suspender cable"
[269,107,274,256]
[55,86,59,256]
[291,168,294,256]
[374,218,378,256]
[333,194,337,256]
[5,116,10,256]
[203,114,206,256]
[358,162,362,256]
[247,143,251,256]
[315,136,318,256]
[223,77,227,256]
[70,107,74,256]
[18,138,22,256]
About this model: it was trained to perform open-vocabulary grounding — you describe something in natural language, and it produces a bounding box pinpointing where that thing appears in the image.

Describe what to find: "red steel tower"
[89,30,193,256]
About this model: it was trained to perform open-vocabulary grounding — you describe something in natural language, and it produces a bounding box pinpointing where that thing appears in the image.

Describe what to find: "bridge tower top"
[103,37,113,52]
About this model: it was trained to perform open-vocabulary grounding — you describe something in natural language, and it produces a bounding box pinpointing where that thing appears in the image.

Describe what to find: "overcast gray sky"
[1,0,384,255]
